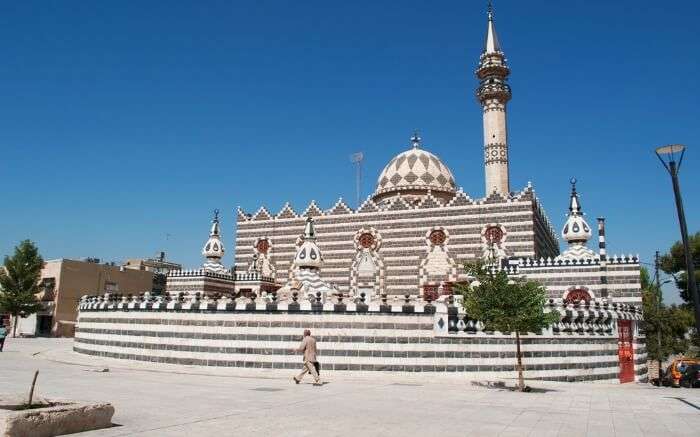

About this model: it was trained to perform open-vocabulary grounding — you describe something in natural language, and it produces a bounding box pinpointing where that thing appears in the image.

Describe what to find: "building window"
[358,233,375,249]
[423,285,439,301]
[256,239,270,255]
[484,226,504,244]
[429,230,447,246]
[104,282,119,293]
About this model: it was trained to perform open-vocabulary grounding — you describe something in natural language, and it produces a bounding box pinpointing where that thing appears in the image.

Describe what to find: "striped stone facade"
[74,297,647,382]
[235,186,560,297]
[511,257,642,305]
[234,186,642,306]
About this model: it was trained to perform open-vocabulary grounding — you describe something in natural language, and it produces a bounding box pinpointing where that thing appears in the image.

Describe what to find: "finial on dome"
[487,0,494,20]
[303,217,316,241]
[410,130,422,149]
[568,178,582,215]
[209,209,221,237]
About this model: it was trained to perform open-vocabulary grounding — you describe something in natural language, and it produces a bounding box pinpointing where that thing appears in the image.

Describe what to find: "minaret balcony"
[476,83,512,103]
[476,64,510,80]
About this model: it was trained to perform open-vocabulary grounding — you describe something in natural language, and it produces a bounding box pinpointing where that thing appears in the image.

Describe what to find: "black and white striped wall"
[74,296,646,383]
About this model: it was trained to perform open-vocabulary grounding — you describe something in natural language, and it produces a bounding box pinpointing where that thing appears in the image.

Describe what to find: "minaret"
[476,3,512,196]
[201,209,228,273]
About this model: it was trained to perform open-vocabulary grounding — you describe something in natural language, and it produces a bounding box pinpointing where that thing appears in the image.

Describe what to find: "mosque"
[223,7,642,306]
[74,6,646,382]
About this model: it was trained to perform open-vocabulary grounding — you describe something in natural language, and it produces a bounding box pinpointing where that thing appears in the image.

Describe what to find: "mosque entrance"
[617,320,635,383]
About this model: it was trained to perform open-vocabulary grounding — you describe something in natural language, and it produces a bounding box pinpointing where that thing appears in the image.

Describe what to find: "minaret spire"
[477,1,512,197]
[484,1,501,54]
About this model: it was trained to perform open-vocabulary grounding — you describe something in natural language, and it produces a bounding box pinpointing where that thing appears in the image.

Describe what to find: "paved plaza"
[0,338,698,437]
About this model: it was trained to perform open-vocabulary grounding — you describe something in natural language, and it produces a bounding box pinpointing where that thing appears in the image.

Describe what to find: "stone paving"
[0,338,698,437]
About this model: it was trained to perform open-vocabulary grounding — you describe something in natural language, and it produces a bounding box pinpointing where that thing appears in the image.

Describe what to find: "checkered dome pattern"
[375,147,456,196]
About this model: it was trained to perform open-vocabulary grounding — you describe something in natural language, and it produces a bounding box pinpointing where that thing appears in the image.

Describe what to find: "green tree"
[458,264,559,391]
[645,300,695,359]
[0,240,44,337]
[642,267,695,380]
[660,231,699,304]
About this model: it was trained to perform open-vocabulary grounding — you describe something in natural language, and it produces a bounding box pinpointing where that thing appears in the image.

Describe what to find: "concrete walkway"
[0,338,698,437]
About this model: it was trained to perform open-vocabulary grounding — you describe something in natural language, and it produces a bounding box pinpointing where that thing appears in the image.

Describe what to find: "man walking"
[0,324,7,352]
[292,329,321,386]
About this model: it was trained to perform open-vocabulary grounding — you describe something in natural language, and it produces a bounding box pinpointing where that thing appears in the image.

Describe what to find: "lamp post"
[655,144,700,334]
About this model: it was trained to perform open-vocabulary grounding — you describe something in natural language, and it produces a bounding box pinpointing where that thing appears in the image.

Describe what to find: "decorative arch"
[418,226,458,296]
[249,237,276,279]
[563,286,593,304]
[480,223,508,260]
[349,227,385,298]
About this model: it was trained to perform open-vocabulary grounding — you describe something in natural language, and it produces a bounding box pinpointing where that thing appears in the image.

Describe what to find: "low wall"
[74,297,647,383]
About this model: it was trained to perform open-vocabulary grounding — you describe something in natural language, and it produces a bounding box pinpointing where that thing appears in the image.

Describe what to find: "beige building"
[124,255,182,294]
[124,253,182,275]
[16,258,154,337]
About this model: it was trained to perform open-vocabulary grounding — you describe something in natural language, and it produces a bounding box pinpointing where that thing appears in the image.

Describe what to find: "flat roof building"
[15,258,154,337]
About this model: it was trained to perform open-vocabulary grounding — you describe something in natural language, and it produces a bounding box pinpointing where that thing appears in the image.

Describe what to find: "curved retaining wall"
[74,300,647,383]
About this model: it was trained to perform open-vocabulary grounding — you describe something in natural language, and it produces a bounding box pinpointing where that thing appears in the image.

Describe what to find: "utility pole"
[654,250,663,381]
[350,152,364,209]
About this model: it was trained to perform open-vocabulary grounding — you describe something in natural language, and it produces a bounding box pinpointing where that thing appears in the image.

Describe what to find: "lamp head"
[655,144,686,161]
[655,144,687,173]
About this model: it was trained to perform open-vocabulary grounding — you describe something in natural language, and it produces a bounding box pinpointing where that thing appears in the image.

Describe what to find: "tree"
[0,240,44,337]
[660,231,699,304]
[641,267,695,379]
[458,264,559,391]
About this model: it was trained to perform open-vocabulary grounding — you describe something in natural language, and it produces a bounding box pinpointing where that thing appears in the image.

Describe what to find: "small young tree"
[458,263,559,391]
[0,240,44,337]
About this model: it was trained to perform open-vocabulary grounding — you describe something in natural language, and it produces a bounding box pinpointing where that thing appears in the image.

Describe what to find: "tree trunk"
[12,313,18,338]
[657,328,663,383]
[515,331,525,391]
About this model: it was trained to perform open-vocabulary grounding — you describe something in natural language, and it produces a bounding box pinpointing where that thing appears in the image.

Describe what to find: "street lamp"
[655,144,700,334]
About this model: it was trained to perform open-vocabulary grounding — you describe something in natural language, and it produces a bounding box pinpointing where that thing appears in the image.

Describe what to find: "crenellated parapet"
[78,293,642,332]
[237,184,555,231]
[514,254,640,270]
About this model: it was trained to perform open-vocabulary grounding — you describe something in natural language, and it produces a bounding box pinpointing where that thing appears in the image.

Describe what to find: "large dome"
[372,133,457,203]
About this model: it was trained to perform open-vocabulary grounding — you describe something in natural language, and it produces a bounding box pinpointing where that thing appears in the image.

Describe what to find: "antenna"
[350,152,364,208]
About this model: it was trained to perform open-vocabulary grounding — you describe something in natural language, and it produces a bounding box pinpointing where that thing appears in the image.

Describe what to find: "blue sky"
[1,1,698,303]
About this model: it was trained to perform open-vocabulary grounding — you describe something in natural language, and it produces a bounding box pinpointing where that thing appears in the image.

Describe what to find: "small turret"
[294,217,323,269]
[560,179,595,260]
[202,209,228,273]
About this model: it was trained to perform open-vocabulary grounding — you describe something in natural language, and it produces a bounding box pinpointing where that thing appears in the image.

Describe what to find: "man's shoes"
[293,377,300,384]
